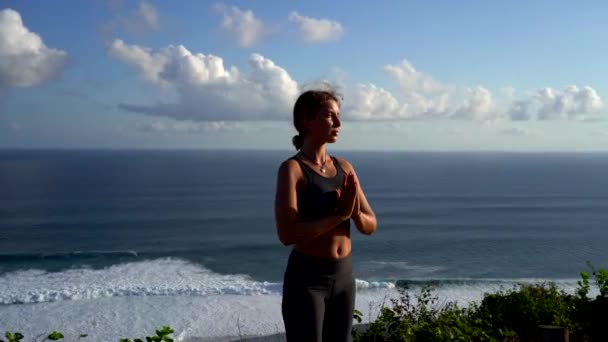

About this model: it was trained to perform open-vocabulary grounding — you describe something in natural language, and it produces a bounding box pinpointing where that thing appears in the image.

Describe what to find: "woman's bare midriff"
[295,221,351,260]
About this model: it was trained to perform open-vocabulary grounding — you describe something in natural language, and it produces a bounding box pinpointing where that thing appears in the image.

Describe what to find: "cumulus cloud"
[288,12,343,43]
[507,86,603,121]
[343,60,452,121]
[508,99,533,121]
[451,87,497,122]
[108,39,299,121]
[537,86,602,120]
[347,84,405,120]
[215,3,267,47]
[0,9,68,87]
[108,39,605,125]
[346,60,604,123]
[384,60,446,95]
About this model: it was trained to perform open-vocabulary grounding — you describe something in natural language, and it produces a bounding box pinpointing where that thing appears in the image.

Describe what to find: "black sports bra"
[291,155,348,222]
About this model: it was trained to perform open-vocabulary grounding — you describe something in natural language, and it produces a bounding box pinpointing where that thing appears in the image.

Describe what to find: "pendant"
[320,166,326,173]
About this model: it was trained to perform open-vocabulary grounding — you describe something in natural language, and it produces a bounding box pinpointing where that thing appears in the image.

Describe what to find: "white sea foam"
[0,258,592,341]
[0,258,282,305]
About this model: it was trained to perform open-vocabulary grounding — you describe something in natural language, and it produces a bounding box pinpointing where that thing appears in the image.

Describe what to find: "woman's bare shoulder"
[333,156,355,173]
[277,157,303,179]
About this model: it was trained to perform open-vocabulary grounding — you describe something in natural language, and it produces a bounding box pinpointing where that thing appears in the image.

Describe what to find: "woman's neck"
[300,141,327,163]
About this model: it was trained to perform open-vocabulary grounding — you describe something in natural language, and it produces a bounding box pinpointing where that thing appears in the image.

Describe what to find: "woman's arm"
[338,158,377,235]
[274,160,352,246]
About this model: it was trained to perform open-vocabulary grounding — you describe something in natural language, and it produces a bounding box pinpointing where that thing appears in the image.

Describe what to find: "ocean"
[1,149,607,341]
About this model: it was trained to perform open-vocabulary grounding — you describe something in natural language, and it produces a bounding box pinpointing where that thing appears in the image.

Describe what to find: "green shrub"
[475,282,574,339]
[353,284,494,342]
[354,266,608,342]
[2,326,172,342]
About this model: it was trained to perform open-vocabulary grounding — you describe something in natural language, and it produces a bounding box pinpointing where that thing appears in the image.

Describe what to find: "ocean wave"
[0,258,283,305]
[356,279,396,290]
[0,258,584,306]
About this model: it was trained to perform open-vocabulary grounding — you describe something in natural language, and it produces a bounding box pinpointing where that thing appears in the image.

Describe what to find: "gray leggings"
[282,249,356,342]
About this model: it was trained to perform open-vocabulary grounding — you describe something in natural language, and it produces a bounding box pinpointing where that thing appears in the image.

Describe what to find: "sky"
[1,0,608,151]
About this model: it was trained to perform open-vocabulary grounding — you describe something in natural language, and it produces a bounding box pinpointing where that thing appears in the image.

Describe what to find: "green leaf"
[4,333,12,340]
[47,332,64,340]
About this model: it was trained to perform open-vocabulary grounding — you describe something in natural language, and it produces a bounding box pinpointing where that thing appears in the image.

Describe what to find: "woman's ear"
[300,117,313,133]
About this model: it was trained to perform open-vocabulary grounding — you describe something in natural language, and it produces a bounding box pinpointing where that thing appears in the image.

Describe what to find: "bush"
[2,326,173,342]
[353,284,494,342]
[354,266,608,342]
[475,283,574,340]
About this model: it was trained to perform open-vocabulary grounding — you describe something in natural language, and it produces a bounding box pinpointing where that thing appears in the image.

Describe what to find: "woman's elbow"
[359,226,377,236]
[355,215,377,235]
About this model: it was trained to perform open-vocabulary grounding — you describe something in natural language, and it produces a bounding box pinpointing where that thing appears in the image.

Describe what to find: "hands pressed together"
[335,172,360,221]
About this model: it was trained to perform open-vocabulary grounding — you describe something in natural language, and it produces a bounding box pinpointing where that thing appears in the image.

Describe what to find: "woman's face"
[305,100,341,145]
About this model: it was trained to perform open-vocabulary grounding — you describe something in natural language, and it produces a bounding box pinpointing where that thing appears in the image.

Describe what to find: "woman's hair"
[292,88,341,150]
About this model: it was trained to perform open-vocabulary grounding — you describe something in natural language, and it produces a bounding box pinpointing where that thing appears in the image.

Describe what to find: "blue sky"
[2,0,608,151]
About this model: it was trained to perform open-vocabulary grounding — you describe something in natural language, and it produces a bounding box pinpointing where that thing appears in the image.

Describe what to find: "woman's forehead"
[322,100,340,111]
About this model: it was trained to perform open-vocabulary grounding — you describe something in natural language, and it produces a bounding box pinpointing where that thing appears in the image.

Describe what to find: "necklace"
[300,150,328,173]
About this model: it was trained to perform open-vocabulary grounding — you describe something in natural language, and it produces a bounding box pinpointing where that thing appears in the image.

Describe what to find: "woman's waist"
[287,248,352,276]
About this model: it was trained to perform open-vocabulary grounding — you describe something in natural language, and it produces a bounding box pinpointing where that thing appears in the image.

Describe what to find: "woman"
[274,88,377,342]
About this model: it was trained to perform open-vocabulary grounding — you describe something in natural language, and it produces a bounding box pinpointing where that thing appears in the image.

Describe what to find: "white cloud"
[108,41,605,126]
[347,61,500,122]
[347,60,604,123]
[384,60,447,95]
[451,87,498,122]
[501,86,516,100]
[0,9,68,87]
[499,127,535,136]
[101,1,161,40]
[288,12,343,43]
[133,120,249,134]
[508,99,533,121]
[136,1,159,31]
[346,84,404,120]
[215,3,267,47]
[120,1,160,34]
[108,39,299,121]
[507,86,603,121]
[537,86,602,120]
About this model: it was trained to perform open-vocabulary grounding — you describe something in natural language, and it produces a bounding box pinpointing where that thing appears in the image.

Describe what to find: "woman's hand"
[336,172,357,220]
